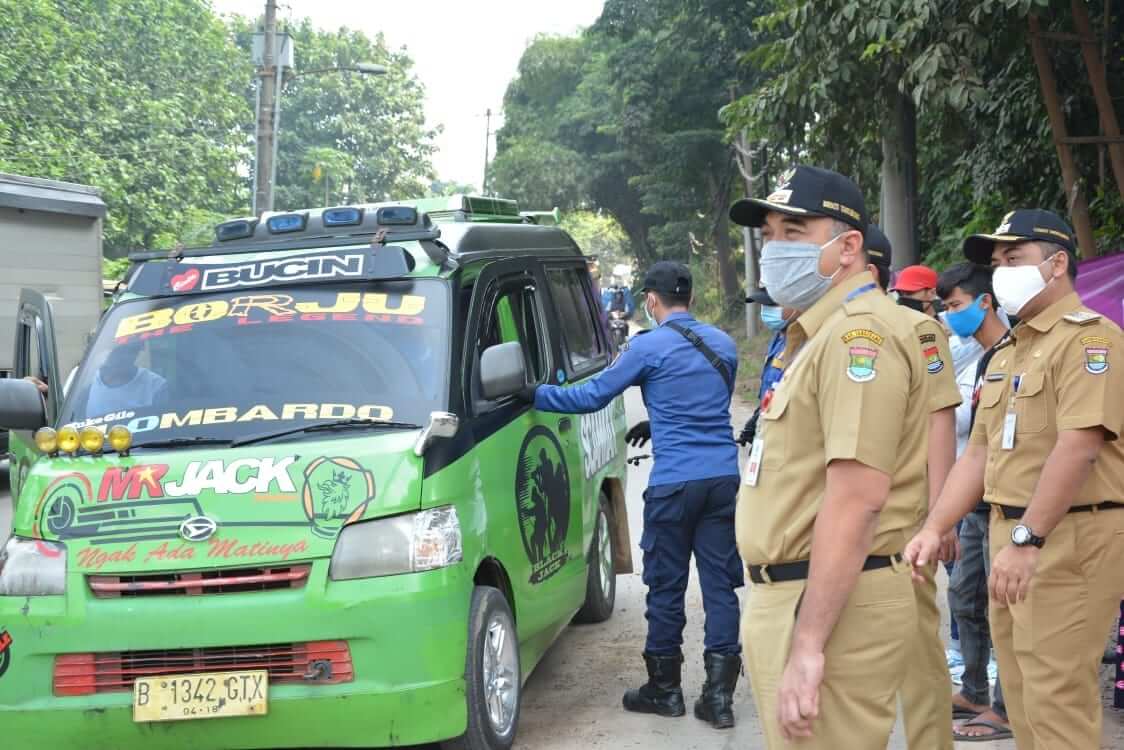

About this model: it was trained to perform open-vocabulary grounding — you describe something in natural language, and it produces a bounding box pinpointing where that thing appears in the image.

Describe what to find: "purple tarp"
[1077,253,1124,328]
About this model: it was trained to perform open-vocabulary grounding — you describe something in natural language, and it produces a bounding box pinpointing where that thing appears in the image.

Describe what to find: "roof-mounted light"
[266,213,307,234]
[215,219,257,242]
[376,206,418,226]
[323,207,363,227]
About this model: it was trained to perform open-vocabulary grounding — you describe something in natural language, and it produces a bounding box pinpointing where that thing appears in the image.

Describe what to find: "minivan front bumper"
[0,560,471,748]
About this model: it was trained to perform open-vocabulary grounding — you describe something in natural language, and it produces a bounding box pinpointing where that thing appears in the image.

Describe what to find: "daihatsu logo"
[179,516,218,542]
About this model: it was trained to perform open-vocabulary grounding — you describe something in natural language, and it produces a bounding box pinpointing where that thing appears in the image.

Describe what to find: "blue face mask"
[944,295,987,338]
[760,305,788,331]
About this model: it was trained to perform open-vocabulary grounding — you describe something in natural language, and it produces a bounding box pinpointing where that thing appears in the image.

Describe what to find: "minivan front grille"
[54,641,353,695]
[88,565,310,598]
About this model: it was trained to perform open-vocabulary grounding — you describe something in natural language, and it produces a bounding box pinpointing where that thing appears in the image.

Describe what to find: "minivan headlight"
[0,537,67,596]
[329,506,463,581]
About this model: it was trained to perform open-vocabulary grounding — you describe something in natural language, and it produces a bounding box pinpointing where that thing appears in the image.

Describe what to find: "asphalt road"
[1,388,1121,748]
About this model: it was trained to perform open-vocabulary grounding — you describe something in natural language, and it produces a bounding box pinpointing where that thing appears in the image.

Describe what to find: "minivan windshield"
[57,280,448,443]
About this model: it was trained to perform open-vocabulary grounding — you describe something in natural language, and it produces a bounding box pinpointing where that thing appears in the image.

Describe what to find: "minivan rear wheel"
[443,586,520,750]
[573,492,616,624]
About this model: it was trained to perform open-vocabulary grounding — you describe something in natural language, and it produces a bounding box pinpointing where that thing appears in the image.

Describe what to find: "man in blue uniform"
[526,261,743,729]
[737,286,792,446]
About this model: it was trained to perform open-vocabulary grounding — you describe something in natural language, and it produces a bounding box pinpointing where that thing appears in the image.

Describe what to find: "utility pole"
[482,108,492,195]
[734,130,761,339]
[254,0,279,215]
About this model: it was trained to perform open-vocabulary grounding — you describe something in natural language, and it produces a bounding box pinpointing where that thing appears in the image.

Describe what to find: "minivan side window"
[546,267,606,376]
[481,282,545,386]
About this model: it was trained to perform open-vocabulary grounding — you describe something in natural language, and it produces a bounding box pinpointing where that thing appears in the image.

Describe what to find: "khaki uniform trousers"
[743,562,916,749]
[900,562,954,750]
[989,505,1124,750]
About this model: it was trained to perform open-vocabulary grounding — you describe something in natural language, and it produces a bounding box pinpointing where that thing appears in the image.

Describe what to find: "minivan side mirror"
[0,379,47,431]
[480,342,527,400]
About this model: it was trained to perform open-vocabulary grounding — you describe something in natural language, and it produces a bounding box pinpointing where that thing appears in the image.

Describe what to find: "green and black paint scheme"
[0,198,629,748]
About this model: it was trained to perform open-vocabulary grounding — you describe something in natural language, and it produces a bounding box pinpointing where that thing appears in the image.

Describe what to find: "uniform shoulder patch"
[1081,335,1109,374]
[841,328,883,382]
[918,332,945,374]
[1064,310,1101,325]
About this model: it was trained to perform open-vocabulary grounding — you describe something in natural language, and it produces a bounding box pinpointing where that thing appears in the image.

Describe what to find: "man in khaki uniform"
[906,208,1124,749]
[729,166,945,748]
[867,225,960,750]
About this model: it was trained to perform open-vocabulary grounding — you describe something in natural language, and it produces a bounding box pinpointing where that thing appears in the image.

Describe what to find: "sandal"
[953,716,1014,742]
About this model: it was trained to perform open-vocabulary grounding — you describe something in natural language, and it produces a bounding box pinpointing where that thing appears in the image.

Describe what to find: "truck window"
[546,268,606,375]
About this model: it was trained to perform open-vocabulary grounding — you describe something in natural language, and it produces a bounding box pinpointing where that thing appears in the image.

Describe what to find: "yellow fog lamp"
[107,425,133,455]
[34,427,59,455]
[80,427,105,455]
[57,426,80,455]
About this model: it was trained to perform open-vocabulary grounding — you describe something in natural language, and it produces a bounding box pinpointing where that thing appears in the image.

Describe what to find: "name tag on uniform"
[1002,411,1017,450]
[744,437,764,486]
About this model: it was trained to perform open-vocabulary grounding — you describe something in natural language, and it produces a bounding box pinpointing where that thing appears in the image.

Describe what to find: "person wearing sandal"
[936,263,1013,743]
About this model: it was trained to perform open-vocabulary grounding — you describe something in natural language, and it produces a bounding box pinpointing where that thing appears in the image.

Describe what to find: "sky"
[211,0,606,190]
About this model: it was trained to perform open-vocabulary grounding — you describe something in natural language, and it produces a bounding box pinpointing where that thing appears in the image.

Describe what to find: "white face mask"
[992,254,1057,317]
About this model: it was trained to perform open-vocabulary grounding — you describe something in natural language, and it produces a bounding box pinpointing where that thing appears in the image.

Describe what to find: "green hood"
[14,433,422,574]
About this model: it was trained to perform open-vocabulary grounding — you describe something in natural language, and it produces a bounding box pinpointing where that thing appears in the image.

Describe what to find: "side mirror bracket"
[414,411,460,457]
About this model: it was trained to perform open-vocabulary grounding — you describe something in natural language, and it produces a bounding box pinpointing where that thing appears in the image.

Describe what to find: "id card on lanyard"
[1001,373,1023,450]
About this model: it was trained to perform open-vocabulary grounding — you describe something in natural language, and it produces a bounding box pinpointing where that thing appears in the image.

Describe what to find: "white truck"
[0,173,105,453]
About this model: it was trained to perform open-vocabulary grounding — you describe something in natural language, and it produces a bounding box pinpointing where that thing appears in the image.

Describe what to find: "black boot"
[622,652,686,717]
[694,651,741,729]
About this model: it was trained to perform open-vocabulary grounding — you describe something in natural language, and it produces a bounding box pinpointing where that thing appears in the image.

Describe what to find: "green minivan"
[0,196,631,749]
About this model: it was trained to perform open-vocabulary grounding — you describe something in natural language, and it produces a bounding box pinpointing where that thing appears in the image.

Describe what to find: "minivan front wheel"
[443,586,521,750]
[573,493,616,624]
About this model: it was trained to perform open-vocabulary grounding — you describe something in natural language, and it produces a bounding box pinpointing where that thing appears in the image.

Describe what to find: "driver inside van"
[85,341,167,416]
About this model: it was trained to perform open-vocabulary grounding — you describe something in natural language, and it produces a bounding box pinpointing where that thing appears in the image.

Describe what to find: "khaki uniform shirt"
[969,292,1124,507]
[901,306,963,527]
[736,274,961,566]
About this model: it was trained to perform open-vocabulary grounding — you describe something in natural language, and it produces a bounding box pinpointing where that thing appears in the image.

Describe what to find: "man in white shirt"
[936,262,1012,742]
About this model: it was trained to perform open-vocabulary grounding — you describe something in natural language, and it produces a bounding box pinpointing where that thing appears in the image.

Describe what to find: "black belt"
[993,501,1124,520]
[747,553,902,584]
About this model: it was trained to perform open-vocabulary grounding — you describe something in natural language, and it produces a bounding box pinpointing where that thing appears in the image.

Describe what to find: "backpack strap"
[663,320,734,393]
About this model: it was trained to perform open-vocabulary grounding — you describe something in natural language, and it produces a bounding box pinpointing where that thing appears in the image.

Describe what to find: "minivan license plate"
[133,670,268,723]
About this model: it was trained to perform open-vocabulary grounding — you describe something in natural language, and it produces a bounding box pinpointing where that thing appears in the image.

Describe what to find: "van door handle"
[558,418,573,434]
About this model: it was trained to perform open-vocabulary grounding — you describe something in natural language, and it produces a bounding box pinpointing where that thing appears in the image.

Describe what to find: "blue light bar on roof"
[267,213,307,234]
[377,206,418,226]
[216,219,256,242]
[323,207,363,227]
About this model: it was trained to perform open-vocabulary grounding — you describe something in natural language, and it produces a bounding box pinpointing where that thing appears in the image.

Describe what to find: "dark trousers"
[640,476,743,656]
[949,510,1006,716]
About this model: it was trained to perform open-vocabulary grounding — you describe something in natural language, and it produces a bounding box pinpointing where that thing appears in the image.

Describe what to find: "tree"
[724,0,1123,264]
[0,0,252,254]
[231,17,437,211]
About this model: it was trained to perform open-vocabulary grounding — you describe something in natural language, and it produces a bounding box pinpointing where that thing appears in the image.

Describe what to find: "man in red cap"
[892,265,943,318]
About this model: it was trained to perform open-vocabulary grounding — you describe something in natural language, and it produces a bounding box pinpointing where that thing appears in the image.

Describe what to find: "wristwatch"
[1011,524,1045,548]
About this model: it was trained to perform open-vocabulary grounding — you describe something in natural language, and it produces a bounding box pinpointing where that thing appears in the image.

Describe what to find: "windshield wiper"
[131,437,234,450]
[229,418,422,448]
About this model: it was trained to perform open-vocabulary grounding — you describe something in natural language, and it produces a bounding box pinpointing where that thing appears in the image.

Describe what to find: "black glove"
[625,420,651,448]
[737,409,760,446]
[515,385,538,403]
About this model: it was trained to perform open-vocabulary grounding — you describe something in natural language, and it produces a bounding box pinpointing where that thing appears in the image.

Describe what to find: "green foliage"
[231,18,437,210]
[0,0,252,253]
[724,0,1123,267]
[560,211,630,269]
[493,4,772,322]
[102,257,130,282]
